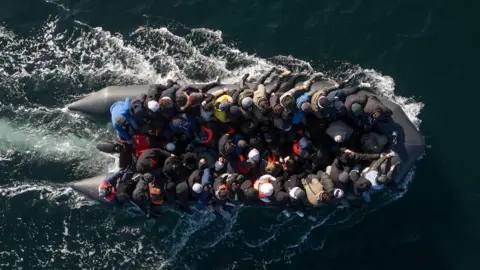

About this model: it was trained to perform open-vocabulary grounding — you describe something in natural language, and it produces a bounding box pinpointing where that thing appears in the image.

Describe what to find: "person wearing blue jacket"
[110,97,140,142]
[293,91,314,124]
[193,168,213,211]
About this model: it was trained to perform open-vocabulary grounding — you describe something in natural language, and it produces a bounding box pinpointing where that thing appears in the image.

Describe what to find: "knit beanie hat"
[166,143,176,152]
[317,96,329,109]
[298,137,309,149]
[259,183,274,196]
[289,187,306,200]
[147,100,160,112]
[142,173,155,183]
[229,106,241,119]
[241,97,253,108]
[237,139,248,148]
[248,148,260,163]
[192,183,202,194]
[351,103,363,116]
[219,102,231,112]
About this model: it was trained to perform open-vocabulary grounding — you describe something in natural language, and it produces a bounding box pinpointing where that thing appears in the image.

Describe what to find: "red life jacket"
[253,178,270,198]
[98,181,116,201]
[236,154,250,174]
[148,183,164,205]
[133,135,150,158]
[293,141,301,156]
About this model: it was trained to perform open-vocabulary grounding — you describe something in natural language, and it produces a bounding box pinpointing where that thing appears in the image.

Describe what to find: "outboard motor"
[96,141,123,154]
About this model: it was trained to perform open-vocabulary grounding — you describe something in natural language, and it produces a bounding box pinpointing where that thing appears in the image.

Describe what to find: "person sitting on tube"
[110,97,140,144]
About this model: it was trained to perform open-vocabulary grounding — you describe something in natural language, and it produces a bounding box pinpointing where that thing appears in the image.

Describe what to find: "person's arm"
[353,152,382,161]
[203,93,216,104]
[104,171,122,186]
[231,89,241,104]
[370,156,388,171]
[178,85,201,93]
[257,67,275,85]
[201,168,212,187]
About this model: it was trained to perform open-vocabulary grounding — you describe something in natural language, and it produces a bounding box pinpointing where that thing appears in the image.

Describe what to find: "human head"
[264,132,273,143]
[241,97,253,109]
[229,106,241,119]
[285,159,296,171]
[98,185,112,198]
[159,97,173,109]
[259,182,274,196]
[317,96,329,109]
[224,142,235,156]
[333,188,344,199]
[300,102,313,113]
[376,175,388,184]
[334,135,345,143]
[298,137,309,150]
[338,172,350,183]
[266,162,276,174]
[351,103,363,116]
[203,102,214,112]
[147,100,160,112]
[273,104,284,116]
[166,143,176,152]
[215,159,225,171]
[215,185,229,200]
[192,183,202,195]
[258,100,270,115]
[142,173,155,183]
[237,139,248,149]
[183,152,197,170]
[219,102,231,112]
[247,148,260,164]
[320,191,332,202]
[245,188,259,202]
[282,95,294,111]
[289,187,306,200]
[176,94,188,107]
[372,111,382,120]
[357,181,372,192]
[115,115,127,127]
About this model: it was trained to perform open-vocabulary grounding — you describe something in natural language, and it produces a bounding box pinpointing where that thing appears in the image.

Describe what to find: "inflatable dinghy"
[68,80,425,210]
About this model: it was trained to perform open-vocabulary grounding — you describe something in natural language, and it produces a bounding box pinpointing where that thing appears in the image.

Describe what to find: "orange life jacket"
[148,183,164,205]
[133,135,150,158]
[253,178,270,198]
[98,181,116,201]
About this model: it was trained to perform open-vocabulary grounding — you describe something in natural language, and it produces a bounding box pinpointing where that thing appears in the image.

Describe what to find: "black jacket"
[136,148,171,173]
[163,156,187,183]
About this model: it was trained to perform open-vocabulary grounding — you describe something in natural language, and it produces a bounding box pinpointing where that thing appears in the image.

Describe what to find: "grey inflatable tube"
[69,81,425,206]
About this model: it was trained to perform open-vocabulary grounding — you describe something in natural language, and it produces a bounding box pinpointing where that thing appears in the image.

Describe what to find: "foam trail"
[0,15,425,268]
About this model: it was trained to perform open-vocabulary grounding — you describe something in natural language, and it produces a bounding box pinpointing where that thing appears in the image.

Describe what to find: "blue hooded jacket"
[165,114,197,140]
[110,97,139,141]
[194,168,213,210]
[232,133,245,155]
[292,92,312,125]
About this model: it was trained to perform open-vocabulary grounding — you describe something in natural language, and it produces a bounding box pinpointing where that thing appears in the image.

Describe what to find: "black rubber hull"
[69,82,425,206]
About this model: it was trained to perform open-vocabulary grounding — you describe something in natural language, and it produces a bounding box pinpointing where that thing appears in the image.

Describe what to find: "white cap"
[166,143,176,152]
[215,160,224,171]
[334,188,344,199]
[148,100,160,112]
[334,135,344,143]
[248,148,260,162]
[298,137,309,149]
[259,183,274,197]
[192,183,202,194]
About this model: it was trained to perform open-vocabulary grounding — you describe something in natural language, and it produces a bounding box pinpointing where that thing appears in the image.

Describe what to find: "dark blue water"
[0,0,478,269]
